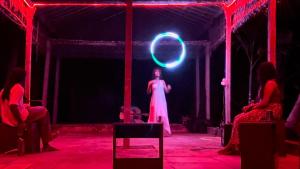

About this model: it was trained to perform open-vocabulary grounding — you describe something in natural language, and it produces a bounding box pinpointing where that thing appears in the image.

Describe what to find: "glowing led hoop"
[150,32,186,68]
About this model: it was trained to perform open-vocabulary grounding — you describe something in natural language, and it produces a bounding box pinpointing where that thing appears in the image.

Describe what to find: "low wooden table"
[113,123,163,169]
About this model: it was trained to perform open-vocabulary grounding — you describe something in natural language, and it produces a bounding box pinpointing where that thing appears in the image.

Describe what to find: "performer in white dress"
[147,68,172,135]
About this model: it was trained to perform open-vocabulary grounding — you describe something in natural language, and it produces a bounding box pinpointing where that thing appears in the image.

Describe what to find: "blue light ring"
[150,32,186,68]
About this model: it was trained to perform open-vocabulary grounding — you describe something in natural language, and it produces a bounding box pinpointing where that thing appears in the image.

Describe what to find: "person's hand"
[167,84,172,91]
[242,105,249,112]
[119,112,124,120]
[24,104,30,109]
[243,104,254,112]
[23,96,29,104]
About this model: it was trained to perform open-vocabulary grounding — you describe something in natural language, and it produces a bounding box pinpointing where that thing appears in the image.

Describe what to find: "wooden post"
[224,11,232,123]
[25,9,35,103]
[123,0,133,147]
[42,40,51,107]
[205,45,211,122]
[53,58,61,125]
[195,50,200,119]
[268,0,276,66]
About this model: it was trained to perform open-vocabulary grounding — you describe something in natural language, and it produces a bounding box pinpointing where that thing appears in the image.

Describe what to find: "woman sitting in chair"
[218,62,282,155]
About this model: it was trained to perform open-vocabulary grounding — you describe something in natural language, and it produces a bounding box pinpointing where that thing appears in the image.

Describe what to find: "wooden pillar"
[42,40,51,107]
[268,0,277,66]
[224,11,232,123]
[205,45,211,122]
[53,58,61,125]
[123,0,133,147]
[25,9,35,103]
[195,50,200,119]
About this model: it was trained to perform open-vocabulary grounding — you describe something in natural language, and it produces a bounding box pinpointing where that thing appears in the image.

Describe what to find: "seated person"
[119,106,143,123]
[0,68,57,152]
[218,62,282,155]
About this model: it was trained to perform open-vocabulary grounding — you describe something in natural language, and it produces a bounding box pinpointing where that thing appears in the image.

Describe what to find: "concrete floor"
[0,133,299,169]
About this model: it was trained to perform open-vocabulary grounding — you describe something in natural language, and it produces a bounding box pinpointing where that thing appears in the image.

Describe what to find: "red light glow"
[23,0,226,8]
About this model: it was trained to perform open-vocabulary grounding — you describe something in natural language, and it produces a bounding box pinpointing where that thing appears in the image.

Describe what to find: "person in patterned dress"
[218,62,282,155]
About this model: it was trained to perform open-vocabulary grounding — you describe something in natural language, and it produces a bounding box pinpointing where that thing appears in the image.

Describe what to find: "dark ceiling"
[34,0,225,41]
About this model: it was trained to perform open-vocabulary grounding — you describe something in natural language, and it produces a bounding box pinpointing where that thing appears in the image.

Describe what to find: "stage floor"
[0,133,299,169]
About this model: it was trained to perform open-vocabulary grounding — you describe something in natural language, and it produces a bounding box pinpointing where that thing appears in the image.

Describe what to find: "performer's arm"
[9,86,24,124]
[9,105,23,124]
[242,81,277,111]
[147,81,152,94]
[9,86,27,135]
[163,81,171,93]
[253,80,277,109]
[242,103,255,112]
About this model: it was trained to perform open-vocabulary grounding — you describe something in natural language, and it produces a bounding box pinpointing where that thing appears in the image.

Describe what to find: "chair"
[0,122,41,154]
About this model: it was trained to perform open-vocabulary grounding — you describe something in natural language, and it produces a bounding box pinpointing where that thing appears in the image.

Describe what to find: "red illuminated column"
[268,0,276,66]
[124,0,133,124]
[25,8,35,103]
[224,10,232,123]
[123,0,133,147]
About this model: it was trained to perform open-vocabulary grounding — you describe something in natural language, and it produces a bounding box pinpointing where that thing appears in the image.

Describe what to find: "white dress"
[148,80,171,135]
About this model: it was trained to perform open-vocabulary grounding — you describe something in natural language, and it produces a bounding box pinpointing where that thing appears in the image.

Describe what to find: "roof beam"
[24,0,225,8]
[51,39,209,46]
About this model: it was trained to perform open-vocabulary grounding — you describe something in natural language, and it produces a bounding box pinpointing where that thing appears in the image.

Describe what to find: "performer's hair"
[257,62,277,98]
[2,68,26,101]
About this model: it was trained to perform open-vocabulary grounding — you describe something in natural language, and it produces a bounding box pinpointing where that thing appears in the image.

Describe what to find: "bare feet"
[164,133,172,137]
[218,144,240,155]
[49,130,59,141]
[42,145,58,152]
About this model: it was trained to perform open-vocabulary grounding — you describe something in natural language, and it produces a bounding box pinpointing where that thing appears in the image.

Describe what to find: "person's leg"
[148,105,156,122]
[219,108,268,155]
[27,106,55,150]
[218,113,244,155]
[219,111,258,155]
[286,94,300,129]
[161,116,171,136]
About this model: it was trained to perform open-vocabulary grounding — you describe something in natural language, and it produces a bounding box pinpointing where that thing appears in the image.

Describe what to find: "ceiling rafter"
[51,39,209,46]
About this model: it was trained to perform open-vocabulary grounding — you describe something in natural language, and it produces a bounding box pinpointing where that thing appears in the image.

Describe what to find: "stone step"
[1,164,32,169]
